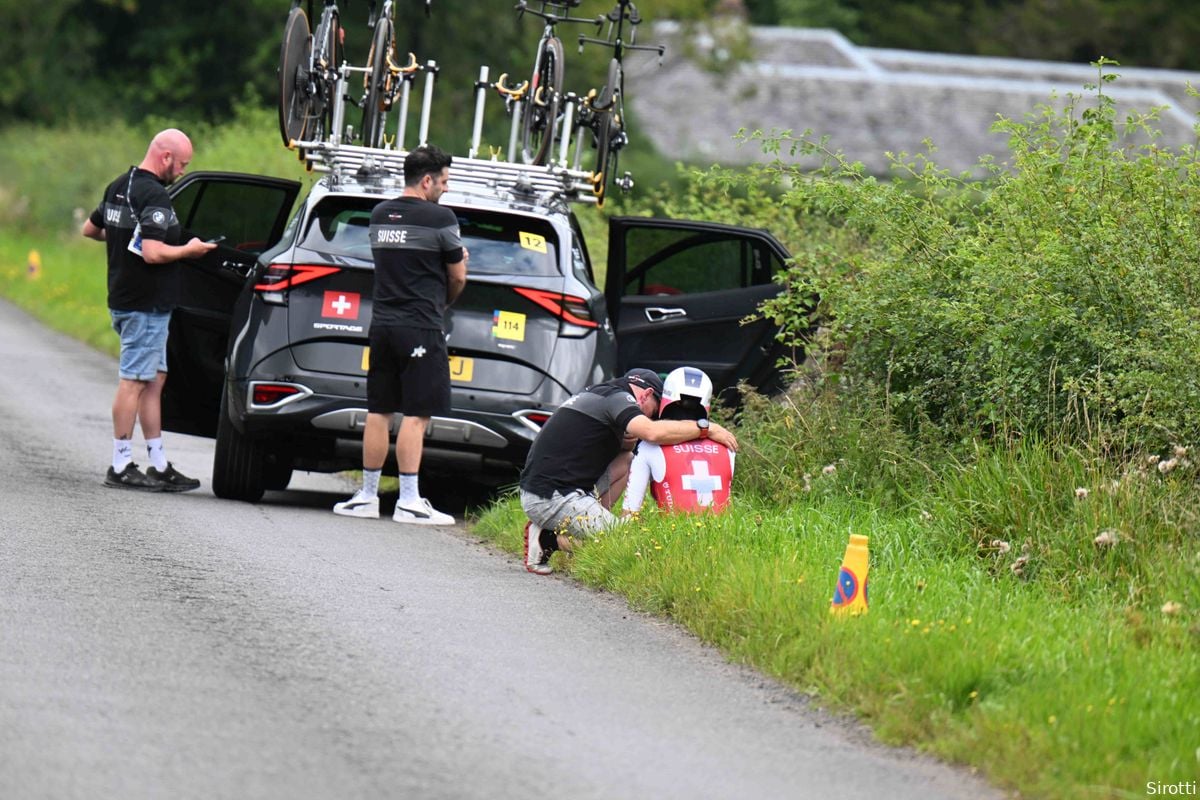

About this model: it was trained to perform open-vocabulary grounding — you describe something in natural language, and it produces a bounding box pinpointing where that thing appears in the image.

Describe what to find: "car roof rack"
[289,62,602,206]
[290,139,600,207]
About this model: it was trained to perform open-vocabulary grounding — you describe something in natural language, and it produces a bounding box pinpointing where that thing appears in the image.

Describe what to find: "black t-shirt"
[368,196,464,330]
[88,166,183,311]
[520,379,644,498]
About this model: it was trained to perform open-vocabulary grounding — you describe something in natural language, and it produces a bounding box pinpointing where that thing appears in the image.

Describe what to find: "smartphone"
[205,235,226,245]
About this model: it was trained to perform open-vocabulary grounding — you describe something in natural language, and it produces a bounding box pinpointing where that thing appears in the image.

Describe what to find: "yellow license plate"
[449,355,474,383]
[361,348,473,383]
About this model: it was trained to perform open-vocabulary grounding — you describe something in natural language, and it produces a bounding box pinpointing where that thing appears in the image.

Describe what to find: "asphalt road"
[0,299,1001,800]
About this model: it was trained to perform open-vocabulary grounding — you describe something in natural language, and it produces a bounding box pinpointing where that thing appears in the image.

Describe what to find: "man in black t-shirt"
[334,145,468,525]
[518,368,740,575]
[83,129,215,492]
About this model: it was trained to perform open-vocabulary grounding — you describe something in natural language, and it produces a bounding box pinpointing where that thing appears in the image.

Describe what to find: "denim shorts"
[110,309,171,381]
[520,488,619,539]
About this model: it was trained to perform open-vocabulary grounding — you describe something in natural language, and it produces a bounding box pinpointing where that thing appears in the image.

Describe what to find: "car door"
[162,171,301,437]
[606,217,798,403]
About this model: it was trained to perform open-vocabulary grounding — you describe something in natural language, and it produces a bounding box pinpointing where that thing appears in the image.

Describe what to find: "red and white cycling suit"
[621,439,735,514]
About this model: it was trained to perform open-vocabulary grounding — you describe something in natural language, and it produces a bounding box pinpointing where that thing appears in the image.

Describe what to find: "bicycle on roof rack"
[361,0,433,149]
[577,0,664,205]
[279,0,345,155]
[513,0,599,166]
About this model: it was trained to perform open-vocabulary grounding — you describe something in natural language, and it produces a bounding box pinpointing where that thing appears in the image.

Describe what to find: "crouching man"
[518,368,739,575]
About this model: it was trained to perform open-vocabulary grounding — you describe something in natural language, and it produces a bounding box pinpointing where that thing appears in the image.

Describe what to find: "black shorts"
[366,326,451,416]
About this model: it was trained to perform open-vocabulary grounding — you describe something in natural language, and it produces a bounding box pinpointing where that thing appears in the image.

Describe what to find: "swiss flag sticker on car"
[321,291,361,319]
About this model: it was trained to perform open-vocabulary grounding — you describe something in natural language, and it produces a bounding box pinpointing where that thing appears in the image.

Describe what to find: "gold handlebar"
[494,72,530,101]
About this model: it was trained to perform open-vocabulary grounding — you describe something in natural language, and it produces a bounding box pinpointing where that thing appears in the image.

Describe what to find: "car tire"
[213,391,266,502]
[263,456,294,492]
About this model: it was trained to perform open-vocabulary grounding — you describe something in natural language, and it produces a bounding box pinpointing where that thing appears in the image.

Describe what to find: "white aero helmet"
[661,366,713,415]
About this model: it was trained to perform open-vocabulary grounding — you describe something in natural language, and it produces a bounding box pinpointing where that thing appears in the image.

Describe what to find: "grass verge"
[473,432,1199,798]
[0,232,115,356]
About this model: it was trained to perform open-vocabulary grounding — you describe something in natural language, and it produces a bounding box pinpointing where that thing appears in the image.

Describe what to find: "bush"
[712,62,1200,453]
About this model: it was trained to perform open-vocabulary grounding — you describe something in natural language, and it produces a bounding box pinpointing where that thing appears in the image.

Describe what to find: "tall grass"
[0,104,314,350]
[0,104,311,236]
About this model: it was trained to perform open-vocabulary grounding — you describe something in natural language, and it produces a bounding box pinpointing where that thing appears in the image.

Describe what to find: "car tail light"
[254,263,341,305]
[513,287,598,336]
[514,409,552,433]
[249,381,313,410]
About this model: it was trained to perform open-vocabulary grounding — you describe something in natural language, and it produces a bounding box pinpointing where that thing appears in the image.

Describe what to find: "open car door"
[162,171,301,437]
[606,217,798,404]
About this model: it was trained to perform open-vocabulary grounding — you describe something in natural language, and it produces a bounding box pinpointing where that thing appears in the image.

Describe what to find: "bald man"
[83,129,216,491]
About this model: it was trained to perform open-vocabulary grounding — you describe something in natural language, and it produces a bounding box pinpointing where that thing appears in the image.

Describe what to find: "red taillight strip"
[254,264,341,291]
[512,287,598,328]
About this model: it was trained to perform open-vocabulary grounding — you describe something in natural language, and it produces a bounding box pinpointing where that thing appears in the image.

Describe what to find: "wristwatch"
[696,418,710,439]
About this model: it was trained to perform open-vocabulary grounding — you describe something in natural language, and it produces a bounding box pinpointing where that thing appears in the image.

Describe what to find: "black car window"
[172,179,294,255]
[299,198,560,276]
[623,228,784,296]
[301,199,376,261]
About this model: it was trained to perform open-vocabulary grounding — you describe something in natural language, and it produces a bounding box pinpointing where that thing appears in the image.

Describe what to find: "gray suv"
[158,148,799,501]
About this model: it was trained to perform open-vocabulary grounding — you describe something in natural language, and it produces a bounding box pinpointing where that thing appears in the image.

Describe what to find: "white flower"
[822,463,837,476]
[1093,529,1118,548]
[1075,487,1089,499]
[1174,445,1188,458]
[1158,458,1178,474]
[919,509,933,521]
[1161,601,1182,616]
[991,539,1011,554]
[1147,454,1161,466]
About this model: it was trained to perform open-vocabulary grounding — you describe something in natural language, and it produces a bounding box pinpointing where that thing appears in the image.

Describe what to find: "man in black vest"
[83,129,215,491]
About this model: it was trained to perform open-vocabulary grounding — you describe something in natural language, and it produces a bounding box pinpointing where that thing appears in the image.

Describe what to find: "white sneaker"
[333,490,380,518]
[393,497,455,526]
[524,521,553,575]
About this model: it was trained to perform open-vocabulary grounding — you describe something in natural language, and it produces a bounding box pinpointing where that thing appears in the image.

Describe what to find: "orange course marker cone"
[831,534,869,615]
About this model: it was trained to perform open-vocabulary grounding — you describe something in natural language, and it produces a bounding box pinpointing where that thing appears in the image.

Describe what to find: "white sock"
[361,468,382,499]
[145,437,168,471]
[399,473,420,504]
[112,439,133,472]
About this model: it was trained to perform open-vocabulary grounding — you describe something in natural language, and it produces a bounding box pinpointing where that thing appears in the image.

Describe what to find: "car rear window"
[300,197,560,277]
[456,209,560,277]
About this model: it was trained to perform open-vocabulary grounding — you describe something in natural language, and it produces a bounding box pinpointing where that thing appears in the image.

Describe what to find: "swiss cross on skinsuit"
[681,460,723,506]
[321,291,360,319]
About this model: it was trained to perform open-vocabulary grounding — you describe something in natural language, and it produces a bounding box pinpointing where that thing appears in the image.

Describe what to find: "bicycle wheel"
[593,56,620,113]
[591,59,623,205]
[361,16,394,149]
[593,111,622,206]
[278,6,313,148]
[310,8,341,143]
[520,36,564,165]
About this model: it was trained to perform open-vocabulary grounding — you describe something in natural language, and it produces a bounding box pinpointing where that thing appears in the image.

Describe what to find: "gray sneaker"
[145,462,201,493]
[104,463,165,492]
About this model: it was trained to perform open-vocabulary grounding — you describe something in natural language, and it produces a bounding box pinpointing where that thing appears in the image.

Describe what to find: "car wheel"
[263,456,294,492]
[213,391,266,502]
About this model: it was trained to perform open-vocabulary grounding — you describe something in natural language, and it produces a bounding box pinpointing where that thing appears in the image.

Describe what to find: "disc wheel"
[361,17,394,149]
[309,9,341,144]
[520,36,564,165]
[591,59,623,206]
[593,111,622,207]
[278,6,313,149]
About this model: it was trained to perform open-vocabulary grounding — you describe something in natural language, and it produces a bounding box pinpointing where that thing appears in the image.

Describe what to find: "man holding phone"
[82,128,217,491]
